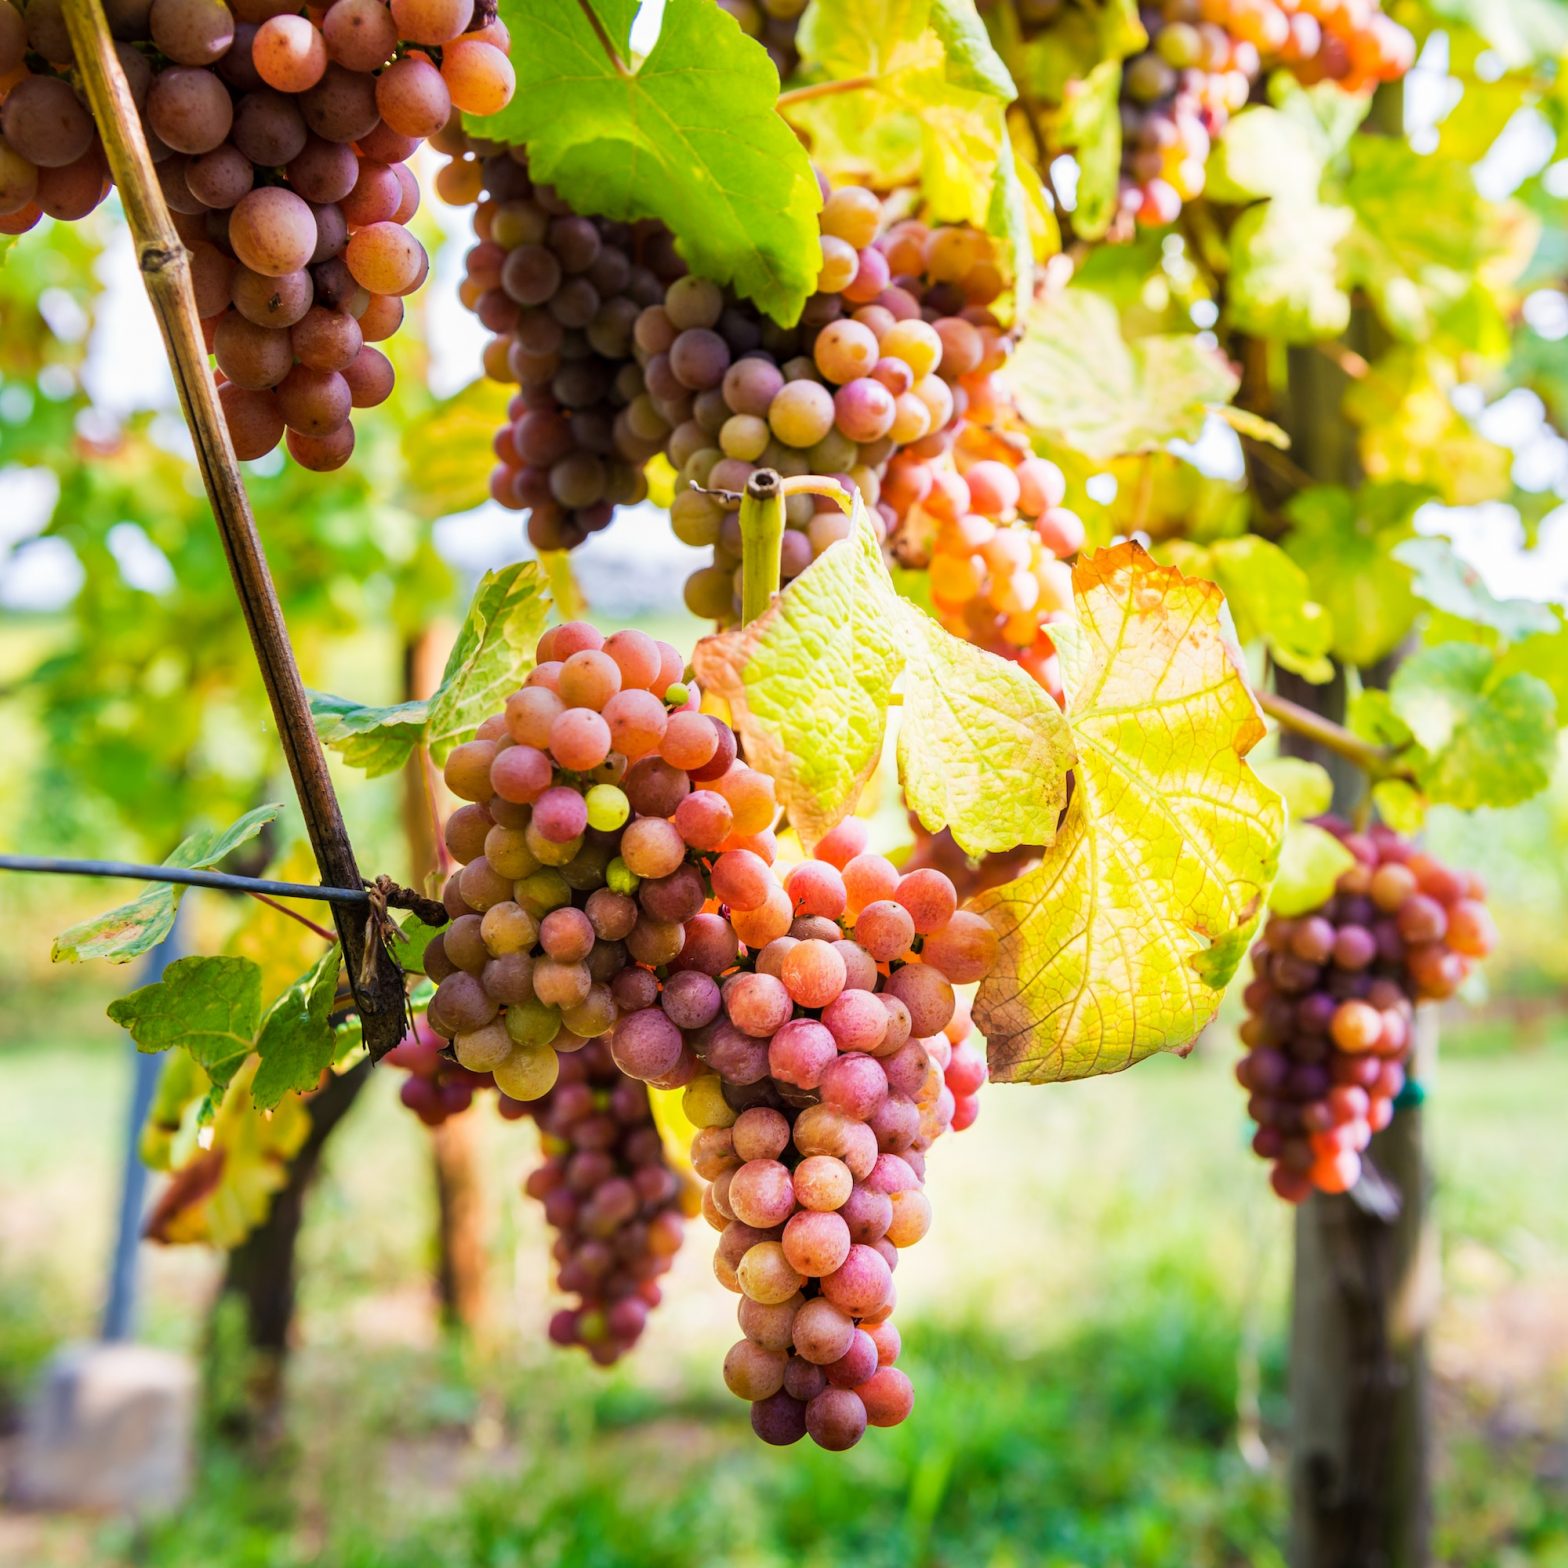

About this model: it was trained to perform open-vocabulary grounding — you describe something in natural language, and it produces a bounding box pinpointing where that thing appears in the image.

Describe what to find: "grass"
[2,999,1568,1566]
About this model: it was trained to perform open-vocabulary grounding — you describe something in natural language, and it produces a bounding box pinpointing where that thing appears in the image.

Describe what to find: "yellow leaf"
[971,543,1283,1083]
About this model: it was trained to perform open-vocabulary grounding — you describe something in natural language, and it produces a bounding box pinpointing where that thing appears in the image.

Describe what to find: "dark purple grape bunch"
[436,130,687,550]
[519,1037,694,1364]
[1239,820,1495,1203]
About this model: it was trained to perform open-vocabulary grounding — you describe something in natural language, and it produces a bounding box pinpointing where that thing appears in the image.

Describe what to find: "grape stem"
[738,468,786,627]
[575,0,631,76]
[0,854,448,925]
[776,76,875,110]
[1256,688,1410,783]
[61,0,411,1061]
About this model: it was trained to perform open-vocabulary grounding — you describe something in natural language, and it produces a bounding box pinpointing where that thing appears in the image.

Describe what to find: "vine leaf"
[252,943,344,1109]
[1003,290,1239,461]
[694,498,1073,854]
[1167,534,1334,684]
[693,503,904,848]
[1253,757,1355,917]
[51,805,283,965]
[1387,642,1558,810]
[310,561,550,776]
[143,1057,312,1248]
[1226,197,1353,345]
[468,0,822,324]
[786,0,1040,307]
[1281,482,1423,668]
[971,544,1283,1085]
[1393,536,1559,643]
[398,377,516,524]
[893,599,1073,856]
[109,955,264,1100]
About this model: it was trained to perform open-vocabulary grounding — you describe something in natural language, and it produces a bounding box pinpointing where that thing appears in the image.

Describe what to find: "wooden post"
[1269,319,1435,1566]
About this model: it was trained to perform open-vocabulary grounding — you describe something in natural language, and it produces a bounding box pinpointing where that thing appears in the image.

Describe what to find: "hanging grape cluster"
[0,0,515,469]
[435,129,689,549]
[422,618,782,1100]
[522,1038,694,1363]
[603,816,997,1448]
[1239,820,1495,1203]
[1110,0,1415,227]
[386,1017,690,1363]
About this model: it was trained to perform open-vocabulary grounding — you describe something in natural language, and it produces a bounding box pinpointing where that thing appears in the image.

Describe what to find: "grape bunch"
[603,817,999,1448]
[1239,820,1495,1203]
[520,1038,692,1364]
[886,428,1082,705]
[435,131,688,549]
[646,184,1015,615]
[422,617,785,1101]
[0,0,515,470]
[1114,0,1414,227]
[385,1013,502,1125]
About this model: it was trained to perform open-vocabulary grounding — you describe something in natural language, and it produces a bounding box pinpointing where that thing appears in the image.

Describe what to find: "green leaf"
[1388,642,1559,809]
[52,805,283,964]
[1421,0,1568,69]
[1207,104,1327,203]
[692,499,904,848]
[1225,197,1353,345]
[1392,537,1559,643]
[308,691,431,779]
[108,955,263,1099]
[1341,139,1487,342]
[1346,687,1412,750]
[972,544,1283,1084]
[1494,621,1568,710]
[892,599,1074,857]
[1005,290,1238,462]
[1282,484,1422,668]
[399,378,517,524]
[388,911,444,976]
[1206,535,1334,684]
[1053,60,1122,240]
[788,0,1034,287]
[1266,73,1369,162]
[1253,756,1336,821]
[252,945,344,1110]
[930,0,1015,96]
[425,561,553,762]
[1372,778,1426,835]
[1344,350,1512,507]
[1270,821,1356,918]
[471,0,822,323]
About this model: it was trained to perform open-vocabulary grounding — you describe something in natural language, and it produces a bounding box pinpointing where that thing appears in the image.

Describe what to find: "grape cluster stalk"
[1239,820,1495,1202]
[603,815,996,1448]
[386,1018,691,1364]
[0,0,515,469]
[433,129,688,549]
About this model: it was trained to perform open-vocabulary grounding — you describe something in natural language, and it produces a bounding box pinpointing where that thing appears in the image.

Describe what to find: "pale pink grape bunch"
[423,618,784,1104]
[1240,819,1494,1203]
[0,0,515,469]
[605,813,1000,1448]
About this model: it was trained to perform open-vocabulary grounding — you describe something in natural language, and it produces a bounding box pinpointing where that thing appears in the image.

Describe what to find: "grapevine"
[1239,821,1495,1202]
